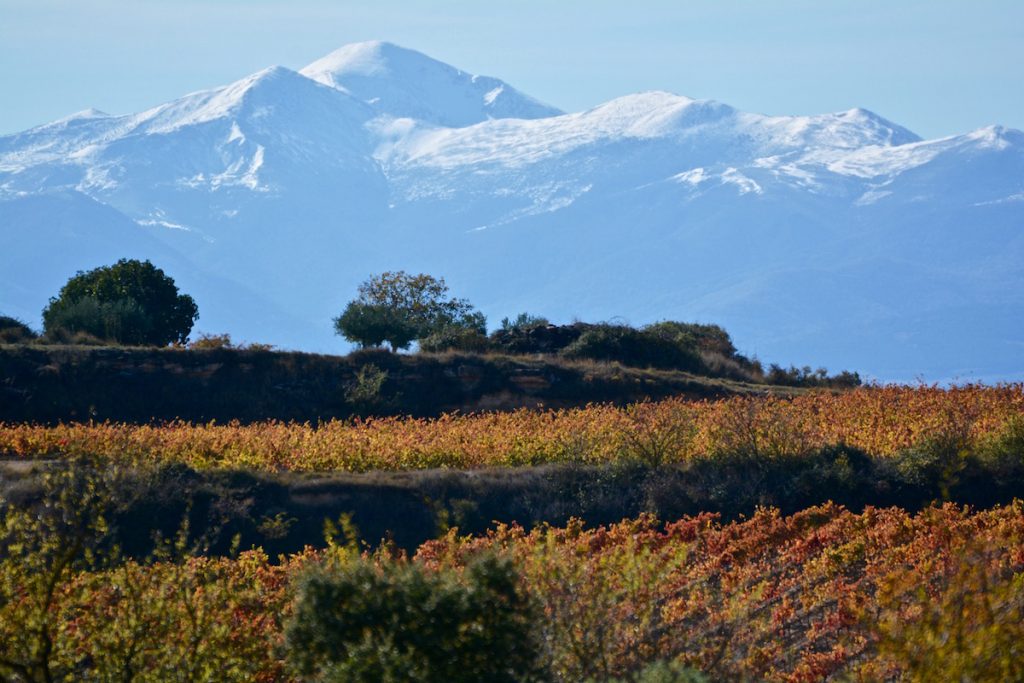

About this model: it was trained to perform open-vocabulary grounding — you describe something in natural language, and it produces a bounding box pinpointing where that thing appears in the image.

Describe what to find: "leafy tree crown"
[335,271,483,350]
[42,258,198,346]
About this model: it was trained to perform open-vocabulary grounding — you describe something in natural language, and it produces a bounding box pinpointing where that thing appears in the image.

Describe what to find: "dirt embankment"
[0,345,792,424]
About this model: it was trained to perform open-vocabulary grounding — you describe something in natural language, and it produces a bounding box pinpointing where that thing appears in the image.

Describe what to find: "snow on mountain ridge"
[300,40,563,127]
[377,92,930,177]
[377,92,738,170]
[0,42,995,189]
[0,65,383,200]
[793,124,1024,180]
[121,65,372,136]
[744,107,920,153]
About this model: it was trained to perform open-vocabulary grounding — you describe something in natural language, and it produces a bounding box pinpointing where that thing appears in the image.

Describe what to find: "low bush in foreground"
[287,551,544,682]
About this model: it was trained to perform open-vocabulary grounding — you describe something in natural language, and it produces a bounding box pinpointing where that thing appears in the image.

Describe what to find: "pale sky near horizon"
[2,0,1022,139]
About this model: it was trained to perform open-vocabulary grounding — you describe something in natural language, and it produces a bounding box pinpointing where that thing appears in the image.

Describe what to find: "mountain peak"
[835,107,921,145]
[299,40,562,127]
[300,41,416,82]
[964,124,1023,150]
[65,108,110,120]
[580,92,736,138]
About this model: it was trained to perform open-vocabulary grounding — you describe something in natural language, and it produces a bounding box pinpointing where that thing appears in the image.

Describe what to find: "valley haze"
[1,41,1021,382]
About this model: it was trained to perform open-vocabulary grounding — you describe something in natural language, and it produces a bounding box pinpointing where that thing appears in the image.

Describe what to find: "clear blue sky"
[2,0,1022,139]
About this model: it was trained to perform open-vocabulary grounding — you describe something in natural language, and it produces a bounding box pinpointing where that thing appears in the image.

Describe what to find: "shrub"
[344,363,391,414]
[188,334,274,352]
[285,552,544,682]
[189,333,235,350]
[766,363,861,388]
[561,324,702,372]
[42,259,198,346]
[42,296,149,344]
[594,661,707,683]
[0,315,38,343]
[40,325,108,345]
[695,350,760,382]
[419,326,492,353]
[976,416,1024,476]
[643,321,736,358]
[490,322,584,354]
[500,313,550,332]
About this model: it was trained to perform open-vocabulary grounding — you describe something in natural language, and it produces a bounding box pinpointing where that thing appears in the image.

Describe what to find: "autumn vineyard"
[3,383,1024,681]
[3,385,1022,471]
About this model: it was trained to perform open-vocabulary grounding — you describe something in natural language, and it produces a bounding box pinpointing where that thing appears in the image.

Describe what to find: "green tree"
[285,552,545,683]
[334,303,419,351]
[42,259,198,346]
[334,272,484,351]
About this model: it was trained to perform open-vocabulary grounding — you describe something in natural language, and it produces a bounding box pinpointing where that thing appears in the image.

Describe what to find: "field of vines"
[423,502,1024,682]
[1,384,1021,471]
[3,499,1023,682]
[4,384,1024,681]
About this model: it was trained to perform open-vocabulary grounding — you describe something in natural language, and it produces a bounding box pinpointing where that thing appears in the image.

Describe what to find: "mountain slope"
[1,42,1021,381]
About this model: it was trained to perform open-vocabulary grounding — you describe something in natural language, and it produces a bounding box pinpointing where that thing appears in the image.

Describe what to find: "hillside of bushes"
[0,343,801,424]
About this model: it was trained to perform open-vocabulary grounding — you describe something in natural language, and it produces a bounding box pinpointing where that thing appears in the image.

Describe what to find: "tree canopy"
[42,259,198,346]
[334,271,484,350]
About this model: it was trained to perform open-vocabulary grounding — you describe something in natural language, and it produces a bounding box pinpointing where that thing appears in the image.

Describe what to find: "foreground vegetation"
[2,459,1022,682]
[4,379,1022,680]
[3,385,1020,472]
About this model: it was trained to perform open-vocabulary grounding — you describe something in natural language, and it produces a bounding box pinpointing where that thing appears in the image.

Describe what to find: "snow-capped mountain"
[2,41,1021,381]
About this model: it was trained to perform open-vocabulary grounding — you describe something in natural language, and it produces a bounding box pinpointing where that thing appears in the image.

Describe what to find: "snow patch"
[137,218,191,231]
[721,168,763,195]
[672,168,707,186]
[855,189,893,206]
[227,122,245,143]
[240,145,266,190]
[974,191,1024,207]
[484,86,504,106]
[76,164,120,192]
